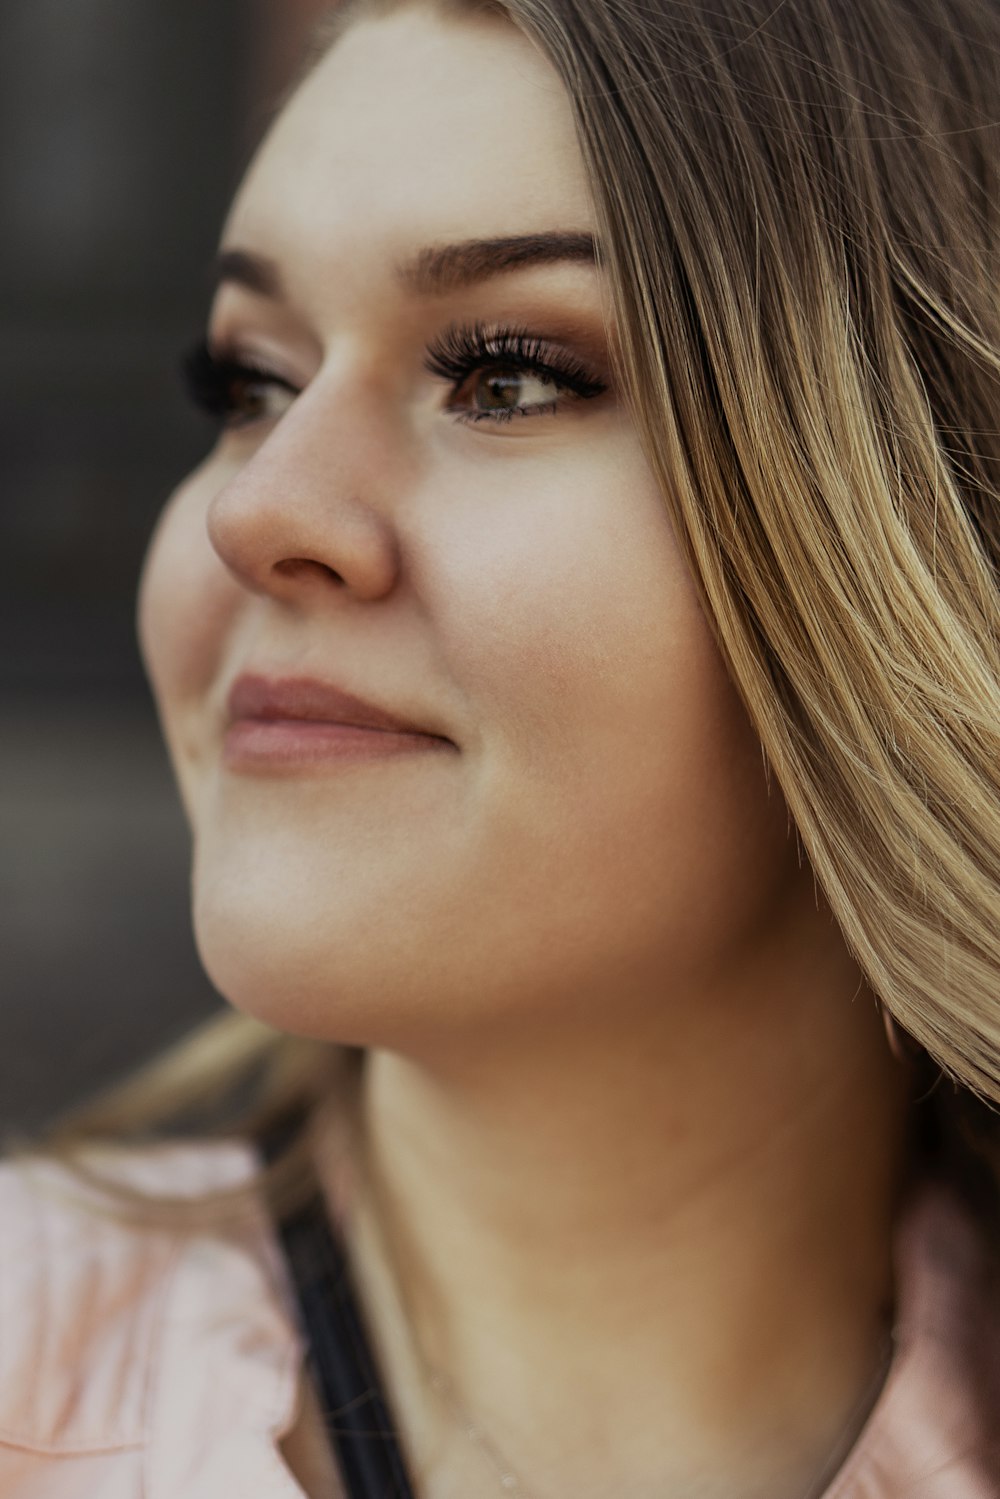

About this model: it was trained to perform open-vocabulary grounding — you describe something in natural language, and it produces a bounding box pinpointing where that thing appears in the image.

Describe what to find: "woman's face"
[139,1,800,1051]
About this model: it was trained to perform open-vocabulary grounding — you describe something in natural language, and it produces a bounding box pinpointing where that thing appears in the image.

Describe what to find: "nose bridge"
[206,369,403,603]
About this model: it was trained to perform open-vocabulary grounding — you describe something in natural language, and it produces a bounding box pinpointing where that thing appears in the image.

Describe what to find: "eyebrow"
[397,232,600,294]
[210,231,600,302]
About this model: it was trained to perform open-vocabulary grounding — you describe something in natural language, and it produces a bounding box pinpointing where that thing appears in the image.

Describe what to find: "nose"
[206,374,402,605]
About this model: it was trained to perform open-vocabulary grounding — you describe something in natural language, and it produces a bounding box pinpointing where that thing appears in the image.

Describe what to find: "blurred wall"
[1,0,330,1131]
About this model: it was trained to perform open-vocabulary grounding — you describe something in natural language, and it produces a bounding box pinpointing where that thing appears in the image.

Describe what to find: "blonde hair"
[507,0,1000,1100]
[19,0,1000,1218]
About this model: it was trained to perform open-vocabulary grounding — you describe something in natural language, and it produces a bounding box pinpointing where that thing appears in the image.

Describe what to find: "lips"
[226,673,443,737]
[222,672,453,770]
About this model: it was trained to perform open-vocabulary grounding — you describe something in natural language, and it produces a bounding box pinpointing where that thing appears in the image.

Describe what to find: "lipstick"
[223,673,454,771]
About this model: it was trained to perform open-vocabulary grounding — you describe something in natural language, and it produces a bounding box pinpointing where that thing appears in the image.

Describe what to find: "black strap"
[260,1130,419,1499]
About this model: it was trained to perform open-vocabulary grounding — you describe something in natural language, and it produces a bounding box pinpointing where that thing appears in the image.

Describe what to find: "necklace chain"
[419,1325,895,1499]
[426,1364,532,1495]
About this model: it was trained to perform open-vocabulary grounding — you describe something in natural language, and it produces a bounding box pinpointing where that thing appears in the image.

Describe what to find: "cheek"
[419,446,795,982]
[137,467,240,786]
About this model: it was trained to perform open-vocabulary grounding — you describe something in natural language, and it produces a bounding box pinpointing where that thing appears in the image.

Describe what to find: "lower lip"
[223,719,452,770]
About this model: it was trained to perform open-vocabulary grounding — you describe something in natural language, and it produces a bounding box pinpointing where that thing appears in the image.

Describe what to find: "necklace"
[421,1328,895,1499]
[425,1363,533,1495]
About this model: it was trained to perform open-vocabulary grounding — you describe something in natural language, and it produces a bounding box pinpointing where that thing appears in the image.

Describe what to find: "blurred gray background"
[1,0,331,1131]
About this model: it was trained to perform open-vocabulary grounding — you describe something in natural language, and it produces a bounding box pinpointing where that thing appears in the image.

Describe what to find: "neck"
[318,917,913,1499]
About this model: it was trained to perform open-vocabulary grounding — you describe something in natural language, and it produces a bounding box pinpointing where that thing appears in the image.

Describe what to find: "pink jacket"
[0,1140,997,1497]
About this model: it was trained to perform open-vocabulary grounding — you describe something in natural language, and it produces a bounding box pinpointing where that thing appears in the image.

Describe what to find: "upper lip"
[226,673,448,739]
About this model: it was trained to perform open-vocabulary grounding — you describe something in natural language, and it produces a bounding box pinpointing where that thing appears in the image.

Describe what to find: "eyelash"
[422,322,607,424]
[181,342,295,429]
[180,323,607,431]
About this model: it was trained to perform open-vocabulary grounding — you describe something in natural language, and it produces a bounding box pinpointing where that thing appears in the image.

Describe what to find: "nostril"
[273,558,346,586]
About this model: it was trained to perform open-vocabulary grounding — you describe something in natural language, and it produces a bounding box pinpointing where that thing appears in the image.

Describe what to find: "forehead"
[223,4,594,297]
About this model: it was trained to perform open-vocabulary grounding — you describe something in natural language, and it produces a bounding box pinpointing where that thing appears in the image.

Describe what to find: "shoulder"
[824,1178,1000,1497]
[0,1139,304,1483]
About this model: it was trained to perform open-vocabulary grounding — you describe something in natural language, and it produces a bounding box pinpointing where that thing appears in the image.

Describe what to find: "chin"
[196,936,361,1054]
[189,866,453,1053]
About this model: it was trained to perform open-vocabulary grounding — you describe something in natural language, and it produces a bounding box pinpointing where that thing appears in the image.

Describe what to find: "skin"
[139,6,915,1496]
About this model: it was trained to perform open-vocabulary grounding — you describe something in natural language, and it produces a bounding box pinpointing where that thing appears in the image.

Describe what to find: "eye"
[461,366,562,419]
[180,339,298,429]
[424,322,607,425]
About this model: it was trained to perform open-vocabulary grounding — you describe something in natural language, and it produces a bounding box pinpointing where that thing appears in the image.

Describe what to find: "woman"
[1,0,998,1495]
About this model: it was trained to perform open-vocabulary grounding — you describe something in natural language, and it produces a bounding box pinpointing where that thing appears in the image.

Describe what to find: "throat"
[303,997,910,1499]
